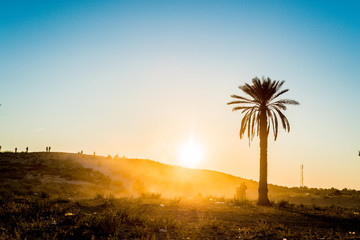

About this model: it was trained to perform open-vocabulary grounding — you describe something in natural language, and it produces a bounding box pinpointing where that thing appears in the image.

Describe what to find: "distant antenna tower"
[300,164,304,188]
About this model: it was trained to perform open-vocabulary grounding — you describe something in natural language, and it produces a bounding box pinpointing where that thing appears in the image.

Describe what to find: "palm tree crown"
[228,77,299,143]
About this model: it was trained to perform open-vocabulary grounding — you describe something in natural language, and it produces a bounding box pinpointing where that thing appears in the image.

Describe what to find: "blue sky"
[1,0,360,189]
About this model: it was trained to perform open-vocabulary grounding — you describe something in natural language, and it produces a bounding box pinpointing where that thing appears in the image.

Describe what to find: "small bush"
[234,182,247,200]
[140,192,161,200]
[278,200,289,208]
[132,180,146,196]
[230,198,253,207]
[169,197,182,206]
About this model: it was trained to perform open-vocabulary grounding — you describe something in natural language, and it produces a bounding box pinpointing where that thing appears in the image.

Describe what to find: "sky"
[1,0,360,190]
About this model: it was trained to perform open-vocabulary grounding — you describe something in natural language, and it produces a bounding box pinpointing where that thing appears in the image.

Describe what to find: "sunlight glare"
[178,138,204,168]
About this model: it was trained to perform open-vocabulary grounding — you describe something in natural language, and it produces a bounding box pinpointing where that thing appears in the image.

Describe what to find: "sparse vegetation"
[235,182,247,200]
[1,194,360,239]
[1,152,360,239]
[0,152,124,200]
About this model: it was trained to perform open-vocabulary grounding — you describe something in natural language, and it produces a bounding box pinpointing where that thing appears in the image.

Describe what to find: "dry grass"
[1,152,360,239]
[1,195,360,239]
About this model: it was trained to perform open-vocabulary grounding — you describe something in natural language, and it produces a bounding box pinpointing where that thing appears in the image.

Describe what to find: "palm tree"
[227,77,299,206]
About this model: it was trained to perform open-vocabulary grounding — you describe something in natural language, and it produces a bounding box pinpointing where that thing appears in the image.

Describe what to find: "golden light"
[178,137,204,168]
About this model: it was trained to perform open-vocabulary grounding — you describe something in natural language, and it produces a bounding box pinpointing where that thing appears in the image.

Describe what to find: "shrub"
[231,198,253,207]
[169,197,182,206]
[132,180,146,196]
[140,192,161,200]
[278,200,289,208]
[235,182,247,200]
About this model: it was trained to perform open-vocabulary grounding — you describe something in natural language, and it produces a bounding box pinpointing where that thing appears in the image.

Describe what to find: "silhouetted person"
[49,146,51,152]
[15,147,17,153]
[46,147,48,152]
[94,152,96,156]
[26,147,28,153]
[0,146,2,152]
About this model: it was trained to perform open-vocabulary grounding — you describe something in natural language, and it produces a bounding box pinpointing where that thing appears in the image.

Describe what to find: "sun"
[178,138,204,168]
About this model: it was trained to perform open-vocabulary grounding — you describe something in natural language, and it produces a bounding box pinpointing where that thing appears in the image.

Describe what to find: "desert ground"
[1,152,360,239]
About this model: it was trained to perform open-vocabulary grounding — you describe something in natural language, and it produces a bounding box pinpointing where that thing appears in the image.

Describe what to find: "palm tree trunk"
[258,108,271,206]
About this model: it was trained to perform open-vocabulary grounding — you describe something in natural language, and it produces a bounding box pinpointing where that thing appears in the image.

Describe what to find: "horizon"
[1,150,352,192]
[1,0,360,190]
[0,150,358,191]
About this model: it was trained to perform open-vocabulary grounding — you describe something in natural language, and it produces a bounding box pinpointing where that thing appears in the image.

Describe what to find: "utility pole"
[300,164,304,188]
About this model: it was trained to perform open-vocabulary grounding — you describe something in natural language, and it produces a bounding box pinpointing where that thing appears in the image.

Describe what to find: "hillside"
[0,152,124,199]
[28,151,289,199]
[1,152,360,208]
[1,152,360,239]
[62,152,360,207]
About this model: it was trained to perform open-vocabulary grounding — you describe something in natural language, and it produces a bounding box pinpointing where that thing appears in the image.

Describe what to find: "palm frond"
[272,103,287,111]
[273,107,290,132]
[272,99,300,105]
[241,107,255,113]
[273,110,279,140]
[229,77,298,143]
[251,114,257,140]
[240,83,261,103]
[227,100,252,105]
[240,110,251,139]
[230,95,253,102]
[267,110,276,140]
[232,106,250,112]
[270,89,289,101]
